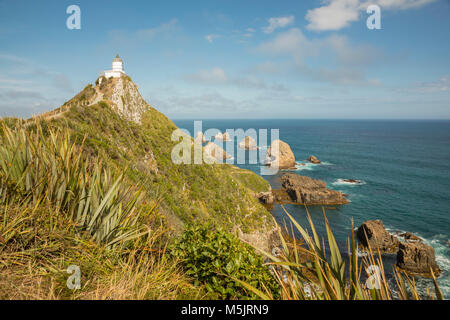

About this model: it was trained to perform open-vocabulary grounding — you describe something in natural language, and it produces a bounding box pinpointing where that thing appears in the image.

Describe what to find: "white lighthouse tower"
[104,54,125,79]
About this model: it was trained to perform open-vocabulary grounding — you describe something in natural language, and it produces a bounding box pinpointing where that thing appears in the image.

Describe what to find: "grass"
[238,205,444,300]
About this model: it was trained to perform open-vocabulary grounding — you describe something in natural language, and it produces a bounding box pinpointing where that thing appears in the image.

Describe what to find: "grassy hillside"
[48,93,271,233]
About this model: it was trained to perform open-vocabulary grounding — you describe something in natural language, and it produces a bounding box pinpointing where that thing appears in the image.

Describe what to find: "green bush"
[169,224,279,299]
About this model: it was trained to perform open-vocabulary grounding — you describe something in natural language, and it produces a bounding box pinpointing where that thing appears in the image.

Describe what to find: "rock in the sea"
[280,173,348,205]
[214,131,231,141]
[257,191,274,205]
[214,132,223,140]
[195,131,206,143]
[203,142,231,162]
[396,241,441,276]
[341,179,362,184]
[357,220,399,253]
[222,132,231,141]
[265,140,296,169]
[399,232,422,242]
[239,136,258,150]
[307,155,321,164]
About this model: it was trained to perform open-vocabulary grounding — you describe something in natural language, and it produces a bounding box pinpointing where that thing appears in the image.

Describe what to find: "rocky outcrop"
[265,140,296,169]
[214,132,231,141]
[239,136,258,150]
[96,76,149,123]
[397,241,441,276]
[223,132,231,141]
[307,155,321,164]
[203,142,231,162]
[279,173,348,205]
[257,191,274,205]
[399,232,422,242]
[357,220,399,253]
[195,131,206,144]
[357,220,441,277]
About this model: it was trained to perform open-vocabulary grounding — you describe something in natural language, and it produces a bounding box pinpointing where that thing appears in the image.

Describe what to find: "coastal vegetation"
[0,77,444,299]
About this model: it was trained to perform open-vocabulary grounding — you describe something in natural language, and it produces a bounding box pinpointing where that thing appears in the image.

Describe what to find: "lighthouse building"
[104,54,125,79]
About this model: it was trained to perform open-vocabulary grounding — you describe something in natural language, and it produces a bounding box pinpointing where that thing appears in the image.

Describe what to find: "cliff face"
[95,76,149,123]
[36,75,276,250]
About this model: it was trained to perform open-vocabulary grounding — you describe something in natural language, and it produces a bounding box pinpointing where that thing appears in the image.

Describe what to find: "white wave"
[332,178,366,186]
[294,162,316,171]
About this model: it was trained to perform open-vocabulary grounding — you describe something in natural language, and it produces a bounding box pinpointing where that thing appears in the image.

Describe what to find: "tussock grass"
[0,120,206,299]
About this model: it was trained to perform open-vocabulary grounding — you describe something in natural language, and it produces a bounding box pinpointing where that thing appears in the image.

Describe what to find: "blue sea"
[174,119,450,297]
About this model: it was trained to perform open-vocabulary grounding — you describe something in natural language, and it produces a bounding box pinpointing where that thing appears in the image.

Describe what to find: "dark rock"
[280,173,348,205]
[399,232,422,242]
[357,220,399,253]
[257,191,274,205]
[396,241,441,276]
[342,179,362,184]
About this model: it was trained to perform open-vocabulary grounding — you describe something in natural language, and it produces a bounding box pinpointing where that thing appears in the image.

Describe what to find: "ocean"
[174,119,450,297]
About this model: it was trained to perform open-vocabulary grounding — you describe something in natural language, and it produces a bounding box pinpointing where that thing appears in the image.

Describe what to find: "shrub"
[169,224,279,299]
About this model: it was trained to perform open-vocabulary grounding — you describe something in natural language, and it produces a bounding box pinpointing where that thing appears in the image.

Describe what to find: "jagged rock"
[399,232,422,242]
[195,131,206,143]
[265,140,296,169]
[257,191,273,205]
[203,142,231,162]
[239,136,258,150]
[307,155,321,164]
[96,76,149,123]
[214,132,231,141]
[357,220,399,253]
[222,132,231,141]
[280,173,348,205]
[396,241,441,276]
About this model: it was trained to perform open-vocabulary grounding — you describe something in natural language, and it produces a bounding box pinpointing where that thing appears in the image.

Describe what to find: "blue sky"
[0,0,449,119]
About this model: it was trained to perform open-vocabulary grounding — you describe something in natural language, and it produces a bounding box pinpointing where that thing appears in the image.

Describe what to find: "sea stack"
[397,241,441,276]
[239,136,258,150]
[357,220,399,254]
[203,142,231,162]
[265,140,296,169]
[307,155,321,164]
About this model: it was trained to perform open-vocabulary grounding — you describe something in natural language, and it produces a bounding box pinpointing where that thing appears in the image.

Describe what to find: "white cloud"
[257,28,382,85]
[262,16,295,34]
[205,34,220,43]
[403,75,450,93]
[109,19,179,44]
[186,67,228,84]
[306,0,437,31]
[185,67,290,92]
[306,0,360,31]
[136,18,178,40]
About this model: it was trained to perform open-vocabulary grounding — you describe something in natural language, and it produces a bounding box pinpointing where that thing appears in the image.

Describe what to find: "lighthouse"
[104,54,125,79]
